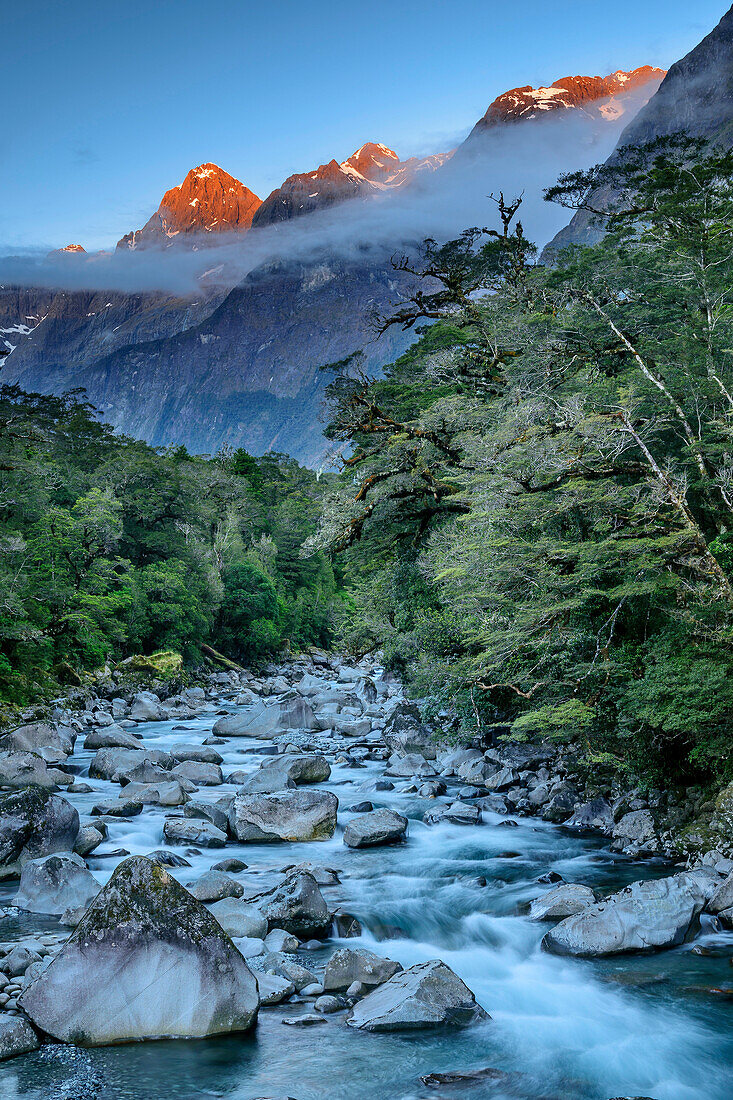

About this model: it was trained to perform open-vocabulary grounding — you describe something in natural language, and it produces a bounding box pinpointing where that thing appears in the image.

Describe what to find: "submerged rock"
[19,855,259,1044]
[542,872,708,956]
[228,790,338,843]
[346,960,487,1031]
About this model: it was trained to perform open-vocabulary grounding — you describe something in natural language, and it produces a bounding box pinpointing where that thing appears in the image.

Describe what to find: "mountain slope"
[546,6,733,252]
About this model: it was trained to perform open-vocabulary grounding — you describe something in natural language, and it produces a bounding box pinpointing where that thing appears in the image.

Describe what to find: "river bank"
[0,654,732,1098]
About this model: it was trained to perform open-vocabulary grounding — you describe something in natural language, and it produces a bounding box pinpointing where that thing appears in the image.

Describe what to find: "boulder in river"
[707,871,733,914]
[14,852,99,916]
[343,808,408,849]
[346,960,487,1031]
[163,818,227,847]
[323,947,402,991]
[19,855,259,1044]
[0,1014,40,1061]
[128,691,167,721]
[228,790,338,843]
[529,883,596,921]
[239,754,331,794]
[207,897,268,939]
[542,872,708,956]
[0,721,74,764]
[213,697,318,739]
[255,870,331,937]
[0,787,79,878]
[383,703,437,760]
[0,751,73,790]
[83,726,142,751]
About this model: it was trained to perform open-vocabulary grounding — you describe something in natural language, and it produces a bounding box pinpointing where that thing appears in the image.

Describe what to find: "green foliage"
[315,139,733,786]
[0,386,339,702]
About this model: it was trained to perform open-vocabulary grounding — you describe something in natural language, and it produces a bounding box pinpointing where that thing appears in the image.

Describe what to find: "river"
[1,673,732,1100]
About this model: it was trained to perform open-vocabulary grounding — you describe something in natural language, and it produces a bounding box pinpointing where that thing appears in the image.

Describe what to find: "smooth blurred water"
[1,695,732,1100]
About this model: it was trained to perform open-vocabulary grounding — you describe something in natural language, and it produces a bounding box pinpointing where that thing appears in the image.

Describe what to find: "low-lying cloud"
[0,100,647,297]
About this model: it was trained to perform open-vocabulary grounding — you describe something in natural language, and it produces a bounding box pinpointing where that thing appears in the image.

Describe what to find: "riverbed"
[1,673,732,1100]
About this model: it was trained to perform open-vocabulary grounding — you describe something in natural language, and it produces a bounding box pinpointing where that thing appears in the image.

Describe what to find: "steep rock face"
[252,159,373,227]
[117,163,261,249]
[546,7,733,253]
[3,257,413,465]
[342,142,400,181]
[468,67,665,135]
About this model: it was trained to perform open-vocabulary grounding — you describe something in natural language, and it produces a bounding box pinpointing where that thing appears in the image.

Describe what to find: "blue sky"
[2,0,729,250]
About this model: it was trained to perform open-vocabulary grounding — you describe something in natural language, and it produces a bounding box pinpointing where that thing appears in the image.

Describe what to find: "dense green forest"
[311,137,733,787]
[4,138,733,790]
[0,387,338,703]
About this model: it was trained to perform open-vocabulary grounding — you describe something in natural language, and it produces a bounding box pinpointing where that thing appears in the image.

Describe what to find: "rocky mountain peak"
[117,162,261,250]
[342,143,400,181]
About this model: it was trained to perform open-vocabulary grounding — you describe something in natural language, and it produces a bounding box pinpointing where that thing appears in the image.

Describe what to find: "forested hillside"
[312,137,733,788]
[0,387,338,704]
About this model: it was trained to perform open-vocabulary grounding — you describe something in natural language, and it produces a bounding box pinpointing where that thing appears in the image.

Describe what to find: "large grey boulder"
[171,761,223,787]
[0,1015,39,1061]
[124,781,189,807]
[529,883,596,921]
[383,703,436,760]
[323,948,402,991]
[83,726,142,751]
[238,754,331,794]
[213,697,318,739]
[542,872,707,956]
[346,960,487,1031]
[129,691,167,721]
[255,871,330,937]
[228,790,338,843]
[343,808,407,849]
[89,748,170,783]
[0,721,74,764]
[170,743,223,764]
[612,809,658,847]
[14,852,99,916]
[0,787,79,879]
[0,751,72,790]
[565,798,614,832]
[708,871,733,914]
[19,856,259,1044]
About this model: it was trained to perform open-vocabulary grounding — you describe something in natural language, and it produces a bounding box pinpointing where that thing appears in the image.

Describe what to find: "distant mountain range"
[0,63,670,464]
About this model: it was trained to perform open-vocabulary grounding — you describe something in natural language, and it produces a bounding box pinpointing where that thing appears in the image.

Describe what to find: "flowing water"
[1,689,732,1100]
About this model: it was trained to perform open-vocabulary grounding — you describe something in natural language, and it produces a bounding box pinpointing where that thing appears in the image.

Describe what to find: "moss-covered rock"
[19,855,259,1045]
[117,651,183,678]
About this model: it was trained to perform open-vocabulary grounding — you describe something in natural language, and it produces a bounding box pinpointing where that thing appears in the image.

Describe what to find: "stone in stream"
[18,856,259,1044]
[529,883,596,921]
[565,798,614,832]
[89,747,171,783]
[0,787,80,878]
[184,800,231,833]
[14,853,100,916]
[346,960,488,1031]
[382,703,437,760]
[0,1015,39,1061]
[542,872,711,956]
[264,928,300,953]
[212,697,318,738]
[238,754,331,794]
[255,871,331,937]
[385,753,435,778]
[323,948,402,991]
[228,790,338,843]
[83,726,142,751]
[187,870,244,902]
[128,691,167,721]
[707,872,733,914]
[257,971,296,1005]
[0,750,73,791]
[147,849,191,868]
[0,721,75,763]
[74,824,106,858]
[171,761,223,786]
[423,801,481,826]
[163,818,227,847]
[343,808,408,849]
[3,944,42,976]
[208,897,268,938]
[91,798,143,818]
[123,781,189,807]
[169,743,223,764]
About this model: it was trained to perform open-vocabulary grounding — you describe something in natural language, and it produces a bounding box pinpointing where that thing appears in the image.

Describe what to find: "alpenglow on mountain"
[1,64,666,465]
